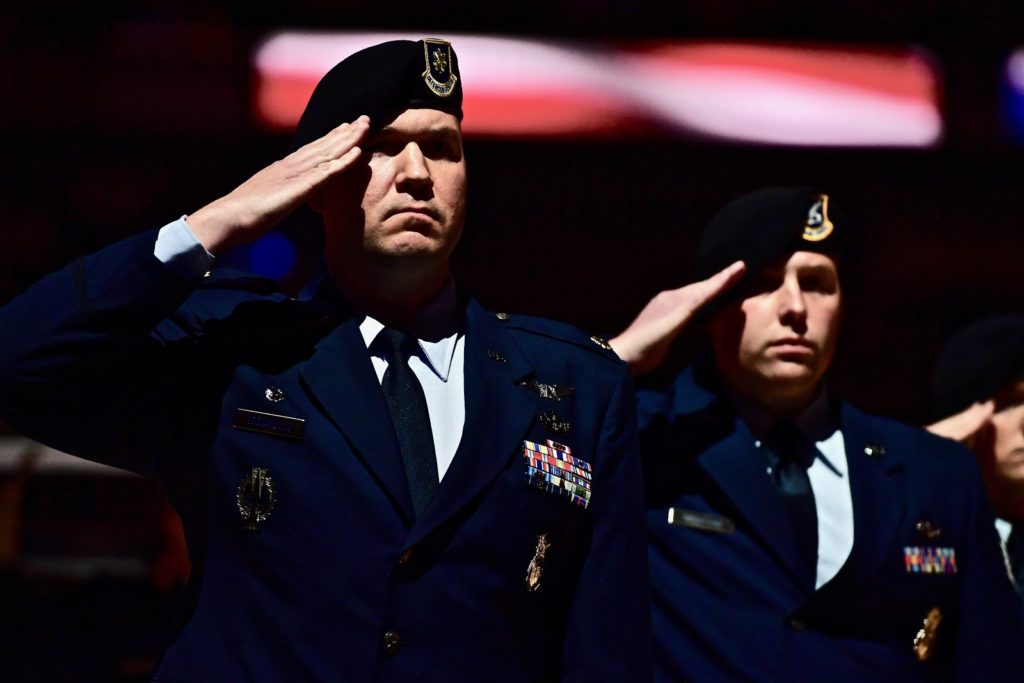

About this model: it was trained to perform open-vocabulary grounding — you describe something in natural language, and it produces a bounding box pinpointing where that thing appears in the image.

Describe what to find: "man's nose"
[778,280,807,325]
[395,142,432,188]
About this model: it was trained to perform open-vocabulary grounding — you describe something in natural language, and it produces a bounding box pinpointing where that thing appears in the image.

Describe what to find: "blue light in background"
[1001,50,1024,141]
[247,232,298,280]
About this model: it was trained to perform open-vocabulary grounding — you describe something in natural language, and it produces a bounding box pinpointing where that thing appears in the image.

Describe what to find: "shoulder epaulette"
[494,311,622,362]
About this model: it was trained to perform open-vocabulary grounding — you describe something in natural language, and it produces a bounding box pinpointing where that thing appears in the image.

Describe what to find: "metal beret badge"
[802,194,835,242]
[422,39,458,97]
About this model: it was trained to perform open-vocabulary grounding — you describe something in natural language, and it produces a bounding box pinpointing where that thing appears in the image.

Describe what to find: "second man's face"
[708,250,842,410]
[320,107,468,271]
[989,381,1024,486]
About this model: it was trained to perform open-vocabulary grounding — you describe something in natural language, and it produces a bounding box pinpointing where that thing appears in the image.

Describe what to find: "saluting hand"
[185,116,371,255]
[926,400,996,452]
[609,261,745,375]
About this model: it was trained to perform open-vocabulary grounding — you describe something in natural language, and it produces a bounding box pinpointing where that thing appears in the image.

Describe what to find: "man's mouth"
[387,205,439,221]
[768,338,814,352]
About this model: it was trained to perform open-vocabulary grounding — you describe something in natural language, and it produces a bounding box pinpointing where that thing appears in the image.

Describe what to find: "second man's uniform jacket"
[637,363,1024,683]
[0,228,652,682]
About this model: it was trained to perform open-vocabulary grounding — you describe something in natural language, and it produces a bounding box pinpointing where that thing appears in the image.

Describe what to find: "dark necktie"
[379,328,439,516]
[765,421,818,582]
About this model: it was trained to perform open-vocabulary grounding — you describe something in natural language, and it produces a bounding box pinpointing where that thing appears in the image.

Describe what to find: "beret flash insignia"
[802,194,834,242]
[422,38,458,97]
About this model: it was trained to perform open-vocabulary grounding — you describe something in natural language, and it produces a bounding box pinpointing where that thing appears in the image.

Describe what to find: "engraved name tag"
[233,408,305,440]
[667,508,735,534]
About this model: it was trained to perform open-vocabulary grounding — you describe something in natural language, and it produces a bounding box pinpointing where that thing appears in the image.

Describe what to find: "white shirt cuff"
[154,215,216,278]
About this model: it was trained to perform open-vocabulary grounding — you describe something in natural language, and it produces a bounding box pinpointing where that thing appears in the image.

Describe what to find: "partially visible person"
[929,315,1024,589]
[612,187,1024,682]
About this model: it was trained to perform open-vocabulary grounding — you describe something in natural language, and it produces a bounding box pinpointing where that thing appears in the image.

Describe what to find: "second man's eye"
[799,275,838,294]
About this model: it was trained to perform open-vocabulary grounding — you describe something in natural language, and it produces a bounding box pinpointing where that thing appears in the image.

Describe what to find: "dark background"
[2,2,1023,680]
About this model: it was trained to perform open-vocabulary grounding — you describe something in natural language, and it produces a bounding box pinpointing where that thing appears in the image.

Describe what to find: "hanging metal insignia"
[236,467,276,532]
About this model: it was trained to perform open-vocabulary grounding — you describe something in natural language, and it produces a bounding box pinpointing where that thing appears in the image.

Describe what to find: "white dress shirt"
[359,283,466,481]
[153,216,466,481]
[735,391,855,589]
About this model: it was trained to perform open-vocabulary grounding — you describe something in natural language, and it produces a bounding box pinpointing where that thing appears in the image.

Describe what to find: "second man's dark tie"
[379,328,439,517]
[766,421,818,582]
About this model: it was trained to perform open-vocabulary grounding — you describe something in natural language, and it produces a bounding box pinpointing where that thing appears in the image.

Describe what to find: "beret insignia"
[422,38,458,97]
[802,194,834,242]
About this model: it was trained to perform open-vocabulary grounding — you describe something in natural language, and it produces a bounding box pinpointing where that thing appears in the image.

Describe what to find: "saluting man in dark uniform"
[610,187,1024,682]
[929,314,1024,592]
[0,40,651,682]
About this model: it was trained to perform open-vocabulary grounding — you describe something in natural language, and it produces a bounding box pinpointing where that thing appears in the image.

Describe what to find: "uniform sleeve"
[954,468,1024,680]
[561,363,653,682]
[0,225,206,476]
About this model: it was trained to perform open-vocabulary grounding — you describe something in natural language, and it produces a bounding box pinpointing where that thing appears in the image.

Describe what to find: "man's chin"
[367,237,451,266]
[764,357,819,379]
[758,362,824,397]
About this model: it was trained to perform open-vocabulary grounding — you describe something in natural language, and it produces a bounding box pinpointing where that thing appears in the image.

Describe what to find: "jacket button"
[382,630,401,656]
[397,548,414,565]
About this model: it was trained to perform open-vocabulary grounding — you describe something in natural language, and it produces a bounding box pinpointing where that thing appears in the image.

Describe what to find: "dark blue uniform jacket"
[0,229,652,682]
[638,364,1024,683]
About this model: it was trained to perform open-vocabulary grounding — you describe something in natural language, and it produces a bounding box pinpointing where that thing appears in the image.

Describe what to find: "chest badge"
[233,408,305,440]
[539,410,571,436]
[523,439,592,509]
[519,378,574,401]
[525,533,550,592]
[668,508,736,534]
[915,520,942,540]
[904,546,957,575]
[913,607,943,662]
[237,467,276,532]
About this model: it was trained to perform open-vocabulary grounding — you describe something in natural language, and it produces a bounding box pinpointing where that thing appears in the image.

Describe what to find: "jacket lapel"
[698,419,815,589]
[833,404,906,583]
[407,300,537,546]
[671,365,812,588]
[299,317,415,525]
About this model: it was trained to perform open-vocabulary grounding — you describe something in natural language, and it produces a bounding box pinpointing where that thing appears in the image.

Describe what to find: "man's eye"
[423,140,458,159]
[369,141,401,156]
[745,275,781,295]
[799,276,836,294]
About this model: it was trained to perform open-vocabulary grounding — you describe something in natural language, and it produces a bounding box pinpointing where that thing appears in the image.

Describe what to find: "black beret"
[692,187,845,319]
[288,38,463,153]
[694,187,843,282]
[932,315,1024,419]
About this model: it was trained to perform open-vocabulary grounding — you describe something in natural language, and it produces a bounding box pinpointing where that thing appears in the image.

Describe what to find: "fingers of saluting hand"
[255,115,371,206]
[287,115,371,175]
[926,400,996,446]
[666,260,746,320]
[609,261,746,374]
[185,116,372,254]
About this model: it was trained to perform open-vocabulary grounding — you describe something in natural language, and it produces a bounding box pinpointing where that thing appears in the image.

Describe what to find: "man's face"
[708,250,842,409]
[988,380,1024,485]
[319,107,467,272]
